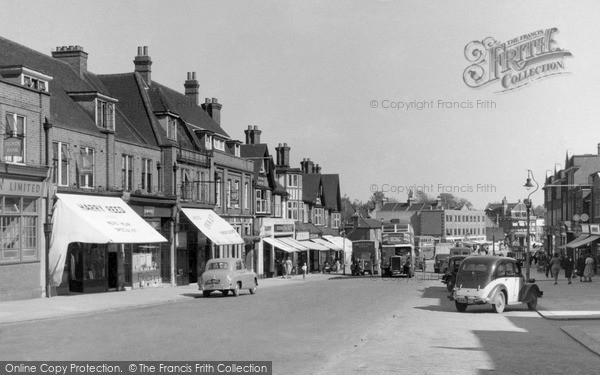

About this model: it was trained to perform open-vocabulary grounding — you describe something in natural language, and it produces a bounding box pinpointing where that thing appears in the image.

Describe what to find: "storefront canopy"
[312,237,343,251]
[49,193,168,285]
[181,208,244,246]
[300,240,330,251]
[277,237,310,251]
[263,237,298,252]
[566,235,600,249]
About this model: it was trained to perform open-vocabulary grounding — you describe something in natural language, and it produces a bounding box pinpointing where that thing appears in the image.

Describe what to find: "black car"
[441,255,468,292]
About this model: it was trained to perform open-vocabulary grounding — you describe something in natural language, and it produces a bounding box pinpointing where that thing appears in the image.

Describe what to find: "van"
[450,247,472,256]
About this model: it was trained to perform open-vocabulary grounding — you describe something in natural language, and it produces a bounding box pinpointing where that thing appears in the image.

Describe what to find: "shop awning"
[49,193,168,285]
[263,237,298,252]
[181,208,244,246]
[322,235,353,265]
[312,237,343,251]
[300,240,330,251]
[566,235,600,248]
[278,237,311,251]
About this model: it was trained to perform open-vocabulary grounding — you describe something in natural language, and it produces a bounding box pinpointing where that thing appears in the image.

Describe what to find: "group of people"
[545,252,596,285]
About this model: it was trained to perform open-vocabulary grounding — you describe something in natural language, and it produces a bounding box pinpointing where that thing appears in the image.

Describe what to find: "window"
[255,189,270,214]
[288,174,299,187]
[78,147,95,188]
[244,182,249,210]
[274,195,282,217]
[287,201,298,220]
[167,117,177,140]
[0,196,38,263]
[215,177,222,207]
[332,213,341,229]
[4,113,25,164]
[213,138,225,151]
[121,154,133,191]
[141,158,152,193]
[226,179,232,208]
[23,75,48,92]
[181,168,191,199]
[233,180,239,208]
[96,99,115,130]
[52,142,70,186]
[205,135,212,150]
[314,208,324,225]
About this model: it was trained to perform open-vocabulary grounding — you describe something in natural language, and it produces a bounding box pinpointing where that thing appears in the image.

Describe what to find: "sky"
[1,0,599,209]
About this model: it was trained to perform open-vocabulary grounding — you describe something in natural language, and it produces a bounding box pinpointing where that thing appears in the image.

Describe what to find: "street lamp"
[524,170,539,280]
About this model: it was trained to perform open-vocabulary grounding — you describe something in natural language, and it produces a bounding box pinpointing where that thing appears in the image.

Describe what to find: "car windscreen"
[208,262,228,270]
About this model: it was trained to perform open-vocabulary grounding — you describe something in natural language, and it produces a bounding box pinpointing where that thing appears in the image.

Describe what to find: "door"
[187,232,198,283]
[176,248,189,285]
[108,252,118,290]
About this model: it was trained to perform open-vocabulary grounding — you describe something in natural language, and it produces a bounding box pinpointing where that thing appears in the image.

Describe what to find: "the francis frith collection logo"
[463,28,572,92]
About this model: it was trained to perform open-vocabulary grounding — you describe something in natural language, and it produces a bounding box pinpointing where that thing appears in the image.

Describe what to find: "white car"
[451,256,543,313]
[198,258,258,297]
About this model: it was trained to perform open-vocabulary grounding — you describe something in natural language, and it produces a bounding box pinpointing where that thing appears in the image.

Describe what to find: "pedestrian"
[545,255,553,278]
[285,257,293,279]
[576,255,586,282]
[549,253,561,285]
[302,262,307,280]
[563,256,574,285]
[583,253,595,282]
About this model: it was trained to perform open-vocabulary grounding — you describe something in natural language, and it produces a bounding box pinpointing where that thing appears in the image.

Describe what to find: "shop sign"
[0,178,43,197]
[263,225,272,236]
[275,224,294,233]
[590,224,600,235]
[143,206,155,217]
[4,137,22,156]
[296,232,309,241]
[383,232,410,245]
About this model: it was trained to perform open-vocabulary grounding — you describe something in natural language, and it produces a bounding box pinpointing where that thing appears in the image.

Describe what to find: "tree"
[438,193,473,209]
[415,190,431,203]
[532,205,546,217]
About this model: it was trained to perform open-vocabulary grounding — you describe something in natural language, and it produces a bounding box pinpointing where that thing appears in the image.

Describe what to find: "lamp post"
[524,170,539,280]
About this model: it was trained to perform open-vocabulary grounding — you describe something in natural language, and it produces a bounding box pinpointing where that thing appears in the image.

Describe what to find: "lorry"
[351,240,377,276]
[381,244,415,277]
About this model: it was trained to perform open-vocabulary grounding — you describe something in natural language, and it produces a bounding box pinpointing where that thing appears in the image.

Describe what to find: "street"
[1,272,599,374]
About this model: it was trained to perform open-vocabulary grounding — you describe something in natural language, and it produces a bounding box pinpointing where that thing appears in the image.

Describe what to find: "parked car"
[433,254,450,273]
[198,258,258,297]
[451,256,543,313]
[441,255,468,292]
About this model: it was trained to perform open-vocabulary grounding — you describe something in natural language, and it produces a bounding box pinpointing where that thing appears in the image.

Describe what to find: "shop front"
[179,208,245,282]
[258,218,298,278]
[49,193,168,294]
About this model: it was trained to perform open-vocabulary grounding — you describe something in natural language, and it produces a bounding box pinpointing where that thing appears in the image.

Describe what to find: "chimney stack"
[315,164,321,174]
[201,97,222,125]
[184,72,199,105]
[243,125,261,144]
[306,158,314,174]
[52,45,88,77]
[134,46,152,85]
[275,142,291,167]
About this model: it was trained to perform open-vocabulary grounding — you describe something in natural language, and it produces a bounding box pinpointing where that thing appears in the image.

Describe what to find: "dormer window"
[234,144,240,157]
[167,117,177,140]
[96,99,114,130]
[23,75,48,92]
[213,138,225,151]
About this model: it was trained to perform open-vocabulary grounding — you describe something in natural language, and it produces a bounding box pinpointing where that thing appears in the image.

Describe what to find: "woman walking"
[583,253,595,282]
[550,253,562,285]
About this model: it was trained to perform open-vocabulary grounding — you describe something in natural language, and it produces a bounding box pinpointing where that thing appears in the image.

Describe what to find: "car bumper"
[452,295,490,305]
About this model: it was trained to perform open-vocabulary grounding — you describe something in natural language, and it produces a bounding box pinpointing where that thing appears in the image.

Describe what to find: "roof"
[321,174,341,211]
[240,144,269,159]
[295,221,322,235]
[302,174,321,202]
[0,36,154,147]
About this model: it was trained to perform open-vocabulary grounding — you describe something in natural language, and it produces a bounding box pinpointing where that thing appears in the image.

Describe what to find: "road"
[1,271,599,374]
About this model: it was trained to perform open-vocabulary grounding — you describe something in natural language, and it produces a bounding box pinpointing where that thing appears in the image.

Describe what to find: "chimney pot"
[212,98,218,104]
[192,72,196,80]
[137,46,143,55]
[143,46,148,55]
[278,143,282,147]
[206,98,211,104]
[253,125,258,131]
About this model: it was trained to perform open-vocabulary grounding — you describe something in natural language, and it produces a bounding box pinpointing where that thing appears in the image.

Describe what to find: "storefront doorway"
[108,252,118,290]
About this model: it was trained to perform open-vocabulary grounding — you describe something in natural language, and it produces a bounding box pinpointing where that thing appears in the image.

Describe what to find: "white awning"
[323,235,353,265]
[49,193,168,285]
[181,208,244,246]
[263,237,298,252]
[300,240,330,251]
[278,237,310,251]
[312,237,342,251]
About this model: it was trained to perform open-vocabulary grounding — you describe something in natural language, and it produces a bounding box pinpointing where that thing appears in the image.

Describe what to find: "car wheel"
[446,277,455,292]
[249,280,257,295]
[527,295,538,310]
[492,291,506,313]
[202,290,211,298]
[222,290,229,297]
[455,301,468,312]
[232,282,240,297]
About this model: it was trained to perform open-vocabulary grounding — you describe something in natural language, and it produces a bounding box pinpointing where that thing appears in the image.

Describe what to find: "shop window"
[78,147,95,188]
[4,113,25,164]
[130,244,161,288]
[0,196,38,263]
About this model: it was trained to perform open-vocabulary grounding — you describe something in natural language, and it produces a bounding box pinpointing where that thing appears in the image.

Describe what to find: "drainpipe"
[43,118,53,298]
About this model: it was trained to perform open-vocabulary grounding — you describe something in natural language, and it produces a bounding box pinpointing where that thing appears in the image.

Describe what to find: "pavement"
[1,266,599,356]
